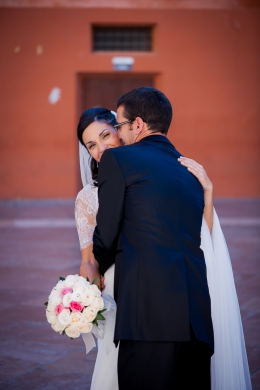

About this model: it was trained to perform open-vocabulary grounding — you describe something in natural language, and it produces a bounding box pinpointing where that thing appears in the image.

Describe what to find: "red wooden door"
[80,74,154,113]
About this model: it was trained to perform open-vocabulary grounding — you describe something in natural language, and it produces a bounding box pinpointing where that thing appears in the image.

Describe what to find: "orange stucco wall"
[0,7,259,198]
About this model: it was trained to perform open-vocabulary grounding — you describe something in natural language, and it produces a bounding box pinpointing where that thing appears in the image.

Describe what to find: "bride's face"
[82,121,121,162]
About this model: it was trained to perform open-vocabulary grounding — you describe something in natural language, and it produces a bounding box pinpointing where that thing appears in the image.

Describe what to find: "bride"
[75,107,252,390]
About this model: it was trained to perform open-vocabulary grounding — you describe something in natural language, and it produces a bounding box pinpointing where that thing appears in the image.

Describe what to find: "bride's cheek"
[90,150,98,160]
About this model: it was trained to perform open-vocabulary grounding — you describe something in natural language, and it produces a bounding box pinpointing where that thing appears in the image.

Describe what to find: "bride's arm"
[75,194,101,288]
[178,157,214,232]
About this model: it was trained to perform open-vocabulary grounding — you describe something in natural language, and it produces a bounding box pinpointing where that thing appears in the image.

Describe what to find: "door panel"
[81,75,154,112]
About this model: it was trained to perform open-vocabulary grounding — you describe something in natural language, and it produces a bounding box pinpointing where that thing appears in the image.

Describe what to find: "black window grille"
[92,26,152,51]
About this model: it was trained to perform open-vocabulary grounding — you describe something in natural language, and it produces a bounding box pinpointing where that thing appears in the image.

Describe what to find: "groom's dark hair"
[116,87,172,135]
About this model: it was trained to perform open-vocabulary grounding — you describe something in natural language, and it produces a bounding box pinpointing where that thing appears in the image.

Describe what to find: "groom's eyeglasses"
[113,120,132,131]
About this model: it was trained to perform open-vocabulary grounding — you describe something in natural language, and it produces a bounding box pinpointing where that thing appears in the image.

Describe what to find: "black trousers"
[118,328,211,390]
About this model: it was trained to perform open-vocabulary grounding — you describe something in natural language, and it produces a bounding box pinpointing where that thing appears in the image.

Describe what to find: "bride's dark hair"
[77,107,117,186]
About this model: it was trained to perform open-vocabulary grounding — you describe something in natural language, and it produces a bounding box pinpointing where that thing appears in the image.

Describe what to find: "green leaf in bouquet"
[96,312,105,321]
[62,330,65,335]
[93,318,98,327]
[98,309,107,314]
[91,278,99,285]
[86,277,90,282]
[59,277,65,281]
[44,302,48,306]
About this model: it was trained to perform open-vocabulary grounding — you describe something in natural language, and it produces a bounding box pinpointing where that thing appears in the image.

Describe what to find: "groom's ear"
[135,117,145,134]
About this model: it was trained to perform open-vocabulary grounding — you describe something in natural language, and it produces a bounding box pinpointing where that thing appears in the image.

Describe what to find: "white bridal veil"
[201,210,252,390]
[79,142,94,187]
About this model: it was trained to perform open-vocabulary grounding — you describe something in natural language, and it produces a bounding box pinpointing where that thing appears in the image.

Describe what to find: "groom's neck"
[135,130,165,143]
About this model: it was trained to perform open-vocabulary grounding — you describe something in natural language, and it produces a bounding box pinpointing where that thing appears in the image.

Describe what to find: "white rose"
[46,302,55,313]
[65,326,81,338]
[55,280,65,292]
[73,280,88,294]
[51,318,64,333]
[49,282,63,299]
[71,290,84,303]
[48,288,57,303]
[78,276,90,285]
[82,290,95,306]
[87,284,101,297]
[49,292,62,307]
[62,293,73,307]
[58,309,71,326]
[70,312,83,327]
[82,306,97,323]
[80,321,93,333]
[46,310,56,325]
[64,275,78,288]
[91,297,104,311]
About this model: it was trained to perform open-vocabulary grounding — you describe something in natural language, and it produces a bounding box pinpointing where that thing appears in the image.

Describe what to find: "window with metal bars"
[92,26,152,51]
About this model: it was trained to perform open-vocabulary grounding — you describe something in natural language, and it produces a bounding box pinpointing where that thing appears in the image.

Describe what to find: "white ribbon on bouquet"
[82,294,117,355]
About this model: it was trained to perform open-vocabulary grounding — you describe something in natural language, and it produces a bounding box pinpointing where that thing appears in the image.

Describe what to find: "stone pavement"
[0,199,259,390]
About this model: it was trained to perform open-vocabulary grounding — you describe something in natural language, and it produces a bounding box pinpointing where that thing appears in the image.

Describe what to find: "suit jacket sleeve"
[93,149,125,276]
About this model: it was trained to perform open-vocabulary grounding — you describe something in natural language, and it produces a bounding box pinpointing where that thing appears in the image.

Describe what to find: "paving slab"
[0,199,259,389]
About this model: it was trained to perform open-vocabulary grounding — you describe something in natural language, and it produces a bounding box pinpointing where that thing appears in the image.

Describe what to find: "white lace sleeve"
[75,185,99,250]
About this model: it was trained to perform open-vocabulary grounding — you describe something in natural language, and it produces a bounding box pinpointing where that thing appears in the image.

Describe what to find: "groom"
[93,87,214,389]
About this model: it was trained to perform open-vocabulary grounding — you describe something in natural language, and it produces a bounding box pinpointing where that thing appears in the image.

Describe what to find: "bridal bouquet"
[45,275,106,339]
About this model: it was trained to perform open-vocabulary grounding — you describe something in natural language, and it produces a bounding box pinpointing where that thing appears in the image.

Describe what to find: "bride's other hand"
[100,276,105,291]
[178,156,213,232]
[80,245,101,288]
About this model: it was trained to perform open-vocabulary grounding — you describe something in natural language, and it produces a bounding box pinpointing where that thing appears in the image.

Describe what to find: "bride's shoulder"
[75,184,98,206]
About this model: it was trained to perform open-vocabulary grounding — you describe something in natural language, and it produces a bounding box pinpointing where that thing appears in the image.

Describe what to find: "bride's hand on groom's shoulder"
[178,156,214,231]
[178,156,213,193]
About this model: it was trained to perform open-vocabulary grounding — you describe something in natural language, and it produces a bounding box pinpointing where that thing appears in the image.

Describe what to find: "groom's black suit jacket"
[93,135,214,352]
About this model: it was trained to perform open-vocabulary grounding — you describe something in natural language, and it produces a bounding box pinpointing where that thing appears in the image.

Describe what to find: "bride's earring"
[97,162,99,168]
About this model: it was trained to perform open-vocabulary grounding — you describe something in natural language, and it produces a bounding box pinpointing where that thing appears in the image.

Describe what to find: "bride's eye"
[88,143,95,150]
[102,133,110,139]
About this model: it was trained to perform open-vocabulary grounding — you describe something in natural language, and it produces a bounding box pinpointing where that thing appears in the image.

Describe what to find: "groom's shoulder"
[100,144,144,173]
[102,139,181,164]
[105,143,141,161]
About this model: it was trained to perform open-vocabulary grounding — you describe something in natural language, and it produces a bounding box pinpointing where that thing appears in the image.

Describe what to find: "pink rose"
[70,301,83,312]
[55,303,65,315]
[61,287,73,296]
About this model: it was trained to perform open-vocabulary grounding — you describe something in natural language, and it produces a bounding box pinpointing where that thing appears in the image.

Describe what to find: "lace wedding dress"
[75,184,252,390]
[75,185,119,390]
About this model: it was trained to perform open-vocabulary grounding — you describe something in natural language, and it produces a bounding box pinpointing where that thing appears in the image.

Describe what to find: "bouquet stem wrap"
[82,294,117,355]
